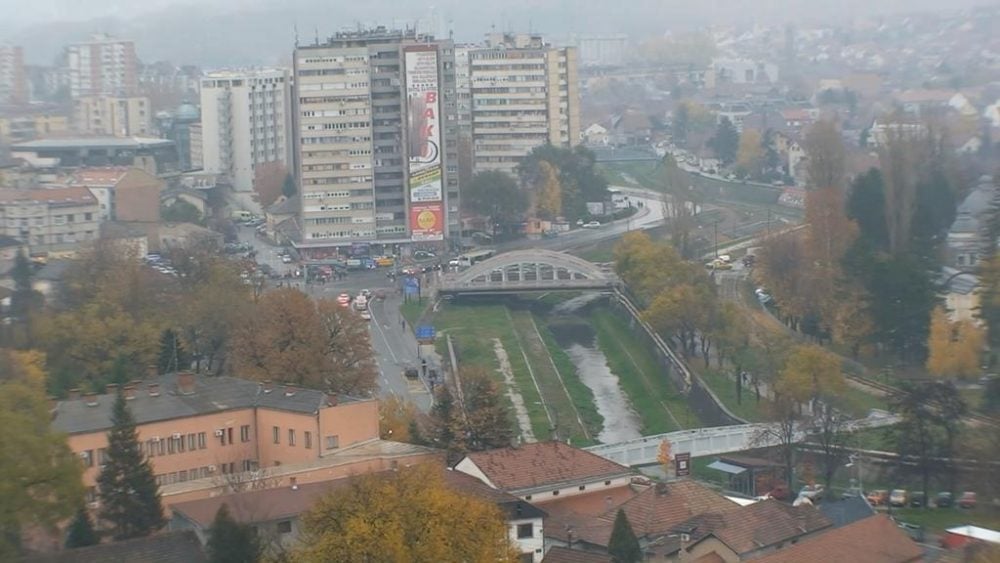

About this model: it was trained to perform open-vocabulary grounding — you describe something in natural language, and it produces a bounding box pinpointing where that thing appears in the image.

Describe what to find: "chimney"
[177,372,195,395]
[105,383,119,395]
[68,388,81,401]
[262,380,273,394]
[148,382,160,397]
[83,392,99,407]
[123,384,137,400]
[283,383,297,397]
[290,477,298,491]
[326,392,338,406]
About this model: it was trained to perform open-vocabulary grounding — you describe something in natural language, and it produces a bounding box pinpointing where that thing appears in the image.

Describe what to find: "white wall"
[509,516,545,563]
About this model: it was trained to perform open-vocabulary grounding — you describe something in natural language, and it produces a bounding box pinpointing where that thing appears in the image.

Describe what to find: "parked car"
[866,490,889,506]
[336,293,351,307]
[959,491,977,509]
[403,367,419,380]
[889,489,908,507]
[910,491,926,508]
[281,255,293,263]
[582,220,602,228]
[935,492,953,508]
[359,310,371,321]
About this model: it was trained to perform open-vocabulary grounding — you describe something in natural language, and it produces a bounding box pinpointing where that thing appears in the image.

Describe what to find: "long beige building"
[73,95,152,137]
[0,186,101,252]
[466,33,580,176]
[292,28,459,257]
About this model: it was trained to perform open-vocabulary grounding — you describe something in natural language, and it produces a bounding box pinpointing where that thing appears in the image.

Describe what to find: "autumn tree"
[926,307,985,379]
[735,128,764,180]
[379,395,420,443]
[535,160,562,219]
[0,351,83,559]
[519,144,608,220]
[98,391,165,540]
[229,289,376,395]
[464,171,529,239]
[176,256,252,374]
[608,509,642,563]
[756,232,811,330]
[709,117,739,165]
[296,465,519,562]
[206,503,262,563]
[776,345,845,407]
[659,154,700,258]
[462,367,515,451]
[803,120,847,190]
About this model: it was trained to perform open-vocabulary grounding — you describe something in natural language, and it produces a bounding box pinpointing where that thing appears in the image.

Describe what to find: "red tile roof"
[686,499,832,555]
[461,441,632,492]
[0,186,96,205]
[611,480,741,538]
[693,553,726,563]
[753,514,923,563]
[542,547,612,563]
[71,166,130,186]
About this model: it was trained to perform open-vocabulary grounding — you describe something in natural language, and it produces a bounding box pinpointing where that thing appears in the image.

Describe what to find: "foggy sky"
[0,0,994,65]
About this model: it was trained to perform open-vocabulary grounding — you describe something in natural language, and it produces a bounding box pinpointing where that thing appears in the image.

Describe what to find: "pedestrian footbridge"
[438,249,618,296]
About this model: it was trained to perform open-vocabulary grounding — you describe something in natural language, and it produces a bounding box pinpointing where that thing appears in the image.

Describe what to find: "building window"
[187,433,196,451]
[227,427,234,445]
[518,554,534,563]
[517,523,534,539]
[80,450,94,467]
[277,520,292,534]
[552,490,560,496]
[325,435,339,450]
[304,431,312,449]
[288,429,296,446]
[84,212,93,221]
[605,480,612,486]
[198,432,206,449]
[240,425,251,442]
[273,426,280,444]
[578,485,586,491]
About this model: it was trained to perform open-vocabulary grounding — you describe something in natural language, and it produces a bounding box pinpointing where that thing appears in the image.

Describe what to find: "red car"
[958,492,977,509]
[336,293,351,307]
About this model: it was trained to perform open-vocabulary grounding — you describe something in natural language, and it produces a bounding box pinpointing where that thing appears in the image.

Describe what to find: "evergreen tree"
[157,328,190,374]
[608,509,642,563]
[97,392,165,540]
[462,367,515,451]
[206,504,261,563]
[709,117,739,165]
[65,507,98,549]
[282,173,297,198]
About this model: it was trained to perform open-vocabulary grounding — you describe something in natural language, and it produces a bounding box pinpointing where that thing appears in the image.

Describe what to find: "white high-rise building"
[199,69,292,197]
[65,34,138,99]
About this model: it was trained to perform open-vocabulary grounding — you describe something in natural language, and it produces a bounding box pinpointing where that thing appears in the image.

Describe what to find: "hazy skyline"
[1,0,995,65]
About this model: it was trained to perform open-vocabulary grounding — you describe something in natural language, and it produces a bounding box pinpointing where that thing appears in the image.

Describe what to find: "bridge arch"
[440,249,617,294]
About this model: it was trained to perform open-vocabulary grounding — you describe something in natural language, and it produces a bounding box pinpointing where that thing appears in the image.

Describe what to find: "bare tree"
[802,120,847,190]
[810,401,850,491]
[752,392,801,492]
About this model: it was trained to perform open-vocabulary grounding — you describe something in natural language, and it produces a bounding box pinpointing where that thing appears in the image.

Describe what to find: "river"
[546,295,643,443]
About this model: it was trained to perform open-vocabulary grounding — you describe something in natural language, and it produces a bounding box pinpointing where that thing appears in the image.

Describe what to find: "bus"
[456,248,495,268]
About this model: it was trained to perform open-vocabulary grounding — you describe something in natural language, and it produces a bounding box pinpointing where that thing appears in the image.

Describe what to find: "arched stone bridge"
[438,249,618,296]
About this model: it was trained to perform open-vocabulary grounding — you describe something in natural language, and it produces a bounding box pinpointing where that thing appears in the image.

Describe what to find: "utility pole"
[714,220,720,258]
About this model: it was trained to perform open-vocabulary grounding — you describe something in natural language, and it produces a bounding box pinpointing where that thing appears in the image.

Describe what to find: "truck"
[456,248,495,268]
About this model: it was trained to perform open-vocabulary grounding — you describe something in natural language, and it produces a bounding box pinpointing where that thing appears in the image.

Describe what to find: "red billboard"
[410,203,443,241]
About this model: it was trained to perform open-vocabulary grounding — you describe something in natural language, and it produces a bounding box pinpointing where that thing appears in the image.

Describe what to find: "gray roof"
[267,194,299,215]
[817,495,876,528]
[53,372,359,435]
[956,182,996,217]
[20,530,206,563]
[940,267,979,295]
[35,259,73,281]
[12,137,174,151]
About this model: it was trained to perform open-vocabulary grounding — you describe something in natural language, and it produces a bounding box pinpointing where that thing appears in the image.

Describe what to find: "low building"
[169,467,546,561]
[0,111,70,144]
[21,530,206,563]
[153,222,223,252]
[753,514,923,563]
[73,95,152,137]
[455,441,634,503]
[52,372,381,498]
[946,175,996,269]
[940,267,979,323]
[69,166,163,222]
[0,186,101,253]
[11,136,180,177]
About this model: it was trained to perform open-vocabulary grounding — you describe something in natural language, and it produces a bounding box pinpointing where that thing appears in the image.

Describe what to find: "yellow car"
[375,256,395,267]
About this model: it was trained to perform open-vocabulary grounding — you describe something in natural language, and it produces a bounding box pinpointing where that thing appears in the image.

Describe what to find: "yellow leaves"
[379,396,418,442]
[298,465,518,563]
[736,128,763,177]
[657,439,672,474]
[926,306,985,379]
[536,160,562,219]
[776,344,845,403]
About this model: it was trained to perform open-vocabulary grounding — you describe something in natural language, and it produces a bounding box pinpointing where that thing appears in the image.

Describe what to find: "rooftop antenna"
[314,27,319,45]
[293,24,299,48]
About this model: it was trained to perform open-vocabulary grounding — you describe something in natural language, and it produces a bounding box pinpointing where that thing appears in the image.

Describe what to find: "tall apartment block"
[0,46,28,104]
[65,34,138,98]
[292,28,459,257]
[466,33,580,176]
[199,69,292,198]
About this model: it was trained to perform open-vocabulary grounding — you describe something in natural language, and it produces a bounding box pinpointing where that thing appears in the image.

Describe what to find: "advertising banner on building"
[410,203,444,241]
[405,47,444,206]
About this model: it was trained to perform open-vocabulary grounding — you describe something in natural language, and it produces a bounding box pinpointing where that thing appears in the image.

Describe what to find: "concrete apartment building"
[73,95,152,137]
[466,33,580,176]
[0,111,70,144]
[0,186,101,252]
[199,69,292,201]
[292,28,459,256]
[0,45,28,104]
[65,34,139,99]
[52,372,388,504]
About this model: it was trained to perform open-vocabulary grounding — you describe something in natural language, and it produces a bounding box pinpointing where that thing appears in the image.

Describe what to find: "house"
[160,185,209,218]
[19,530,206,563]
[939,267,979,323]
[455,441,635,503]
[816,494,876,528]
[583,123,610,146]
[677,499,832,561]
[780,108,817,131]
[153,222,223,252]
[946,175,995,269]
[69,166,163,222]
[752,514,923,563]
[99,221,150,257]
[0,186,102,253]
[169,467,547,562]
[265,195,298,244]
[542,546,612,563]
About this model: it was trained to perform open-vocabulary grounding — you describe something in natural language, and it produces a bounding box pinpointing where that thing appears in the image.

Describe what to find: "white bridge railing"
[584,412,898,466]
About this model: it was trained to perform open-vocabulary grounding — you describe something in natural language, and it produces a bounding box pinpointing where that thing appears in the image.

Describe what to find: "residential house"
[20,530,206,563]
[583,123,610,146]
[0,186,101,253]
[779,108,817,132]
[676,499,832,561]
[69,166,163,222]
[160,185,209,218]
[169,467,547,562]
[946,175,995,269]
[939,267,979,323]
[265,195,299,244]
[455,441,635,503]
[542,547,611,563]
[816,494,876,528]
[752,514,923,563]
